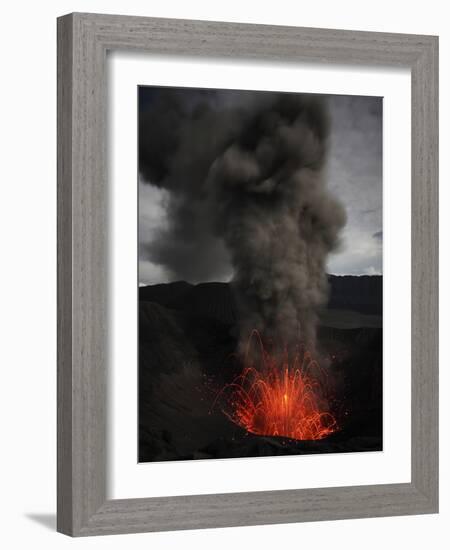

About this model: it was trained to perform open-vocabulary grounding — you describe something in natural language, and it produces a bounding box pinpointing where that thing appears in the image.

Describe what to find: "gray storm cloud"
[139,89,346,352]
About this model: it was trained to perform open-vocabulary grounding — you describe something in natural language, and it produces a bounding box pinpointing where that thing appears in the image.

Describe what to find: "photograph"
[138,86,383,462]
[0,0,441,543]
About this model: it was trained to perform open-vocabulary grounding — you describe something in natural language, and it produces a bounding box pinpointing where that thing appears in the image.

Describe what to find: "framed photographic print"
[57,13,438,536]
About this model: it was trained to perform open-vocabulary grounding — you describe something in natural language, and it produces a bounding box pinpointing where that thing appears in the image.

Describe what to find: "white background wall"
[0,1,447,548]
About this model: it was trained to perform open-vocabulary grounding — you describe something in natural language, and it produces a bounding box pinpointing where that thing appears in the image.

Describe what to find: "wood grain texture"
[57,12,439,536]
[410,36,439,506]
[58,12,108,535]
[57,14,73,535]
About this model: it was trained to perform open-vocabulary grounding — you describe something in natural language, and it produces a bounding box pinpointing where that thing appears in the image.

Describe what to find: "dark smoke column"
[139,89,346,355]
[207,94,346,353]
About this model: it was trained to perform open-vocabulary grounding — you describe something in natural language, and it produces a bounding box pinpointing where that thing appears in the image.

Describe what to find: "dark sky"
[138,87,382,284]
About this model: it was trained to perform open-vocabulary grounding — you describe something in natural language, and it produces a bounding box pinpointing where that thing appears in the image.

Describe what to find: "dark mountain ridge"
[139,275,382,327]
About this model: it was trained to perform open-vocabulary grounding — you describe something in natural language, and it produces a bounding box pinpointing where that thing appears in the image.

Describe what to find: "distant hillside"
[139,275,382,326]
[326,275,382,315]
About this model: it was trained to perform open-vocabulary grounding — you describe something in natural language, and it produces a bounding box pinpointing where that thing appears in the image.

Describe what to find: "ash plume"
[139,88,346,353]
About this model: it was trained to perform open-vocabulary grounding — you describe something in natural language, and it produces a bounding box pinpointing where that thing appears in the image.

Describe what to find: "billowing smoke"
[139,88,346,353]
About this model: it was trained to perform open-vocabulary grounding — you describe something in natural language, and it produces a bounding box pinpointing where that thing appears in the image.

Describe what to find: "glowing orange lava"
[216,331,337,441]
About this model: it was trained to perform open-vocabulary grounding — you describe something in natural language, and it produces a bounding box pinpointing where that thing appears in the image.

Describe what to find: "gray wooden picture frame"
[57,12,439,537]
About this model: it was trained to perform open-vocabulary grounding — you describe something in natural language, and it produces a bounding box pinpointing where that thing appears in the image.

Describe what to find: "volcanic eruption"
[140,89,347,442]
[214,330,338,440]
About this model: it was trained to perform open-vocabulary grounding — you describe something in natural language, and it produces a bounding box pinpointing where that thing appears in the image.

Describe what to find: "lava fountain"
[215,331,337,441]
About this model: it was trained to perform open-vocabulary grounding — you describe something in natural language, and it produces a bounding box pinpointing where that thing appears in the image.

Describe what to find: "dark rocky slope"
[139,277,383,462]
